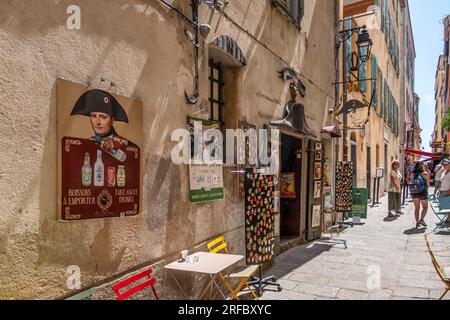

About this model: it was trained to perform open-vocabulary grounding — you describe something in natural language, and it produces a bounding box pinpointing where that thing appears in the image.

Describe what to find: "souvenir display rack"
[335,161,354,212]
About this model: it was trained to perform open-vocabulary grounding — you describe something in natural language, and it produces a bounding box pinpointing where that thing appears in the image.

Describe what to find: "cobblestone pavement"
[261,193,450,300]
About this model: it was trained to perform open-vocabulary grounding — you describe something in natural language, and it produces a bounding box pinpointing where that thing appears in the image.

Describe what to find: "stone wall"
[0,0,336,299]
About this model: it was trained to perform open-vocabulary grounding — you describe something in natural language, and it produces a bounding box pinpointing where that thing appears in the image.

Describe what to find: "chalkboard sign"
[244,170,275,265]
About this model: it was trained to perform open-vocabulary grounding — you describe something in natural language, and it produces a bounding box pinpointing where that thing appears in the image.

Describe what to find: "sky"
[409,0,449,152]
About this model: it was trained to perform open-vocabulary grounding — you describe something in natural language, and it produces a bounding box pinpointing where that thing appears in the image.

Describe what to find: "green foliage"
[442,110,450,131]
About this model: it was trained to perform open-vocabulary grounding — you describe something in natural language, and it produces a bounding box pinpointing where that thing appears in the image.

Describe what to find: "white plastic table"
[164,252,243,300]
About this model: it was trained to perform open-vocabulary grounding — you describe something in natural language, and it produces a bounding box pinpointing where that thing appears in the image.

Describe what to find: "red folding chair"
[111,268,159,300]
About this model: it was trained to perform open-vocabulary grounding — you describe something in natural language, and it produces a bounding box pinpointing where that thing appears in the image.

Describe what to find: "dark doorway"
[280,134,302,238]
[351,143,357,188]
[367,146,371,198]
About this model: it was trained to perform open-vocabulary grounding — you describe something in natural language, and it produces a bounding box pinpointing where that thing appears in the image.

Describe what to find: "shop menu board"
[61,138,140,220]
[335,161,354,212]
[245,171,275,265]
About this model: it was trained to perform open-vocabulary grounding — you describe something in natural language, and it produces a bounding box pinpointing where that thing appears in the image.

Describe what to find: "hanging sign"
[280,172,296,199]
[57,79,143,221]
[343,0,376,18]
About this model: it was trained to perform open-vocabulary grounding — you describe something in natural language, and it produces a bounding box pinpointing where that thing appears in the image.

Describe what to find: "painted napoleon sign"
[57,79,143,221]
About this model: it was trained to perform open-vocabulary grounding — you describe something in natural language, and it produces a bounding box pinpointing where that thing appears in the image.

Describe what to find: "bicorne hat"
[71,89,129,123]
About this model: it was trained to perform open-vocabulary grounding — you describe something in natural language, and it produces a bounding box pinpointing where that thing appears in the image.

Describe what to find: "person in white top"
[434,162,445,197]
[438,159,450,209]
[388,160,402,218]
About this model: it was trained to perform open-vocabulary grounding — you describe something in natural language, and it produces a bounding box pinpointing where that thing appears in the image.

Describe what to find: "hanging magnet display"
[244,170,275,265]
[336,161,354,212]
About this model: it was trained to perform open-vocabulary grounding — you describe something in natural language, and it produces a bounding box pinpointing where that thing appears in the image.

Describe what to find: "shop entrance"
[280,134,302,238]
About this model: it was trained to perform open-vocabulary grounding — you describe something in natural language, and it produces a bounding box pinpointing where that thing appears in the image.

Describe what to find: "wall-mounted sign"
[343,0,376,18]
[376,168,385,178]
[189,164,224,203]
[57,79,143,221]
[280,172,296,199]
[311,205,322,228]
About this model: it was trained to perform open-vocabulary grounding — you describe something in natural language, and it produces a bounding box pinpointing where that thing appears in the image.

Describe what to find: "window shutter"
[380,74,384,116]
[344,19,353,82]
[371,56,378,110]
[384,82,388,123]
[272,0,304,25]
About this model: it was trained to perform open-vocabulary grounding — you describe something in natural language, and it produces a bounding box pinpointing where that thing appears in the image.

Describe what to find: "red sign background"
[61,137,140,221]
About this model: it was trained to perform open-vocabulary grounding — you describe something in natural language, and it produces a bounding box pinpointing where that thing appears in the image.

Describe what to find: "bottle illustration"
[117,165,126,187]
[94,150,105,187]
[95,135,127,162]
[82,152,92,186]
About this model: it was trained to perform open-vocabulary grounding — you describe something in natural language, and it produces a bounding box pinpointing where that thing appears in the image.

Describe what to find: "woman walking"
[388,160,402,218]
[409,162,430,229]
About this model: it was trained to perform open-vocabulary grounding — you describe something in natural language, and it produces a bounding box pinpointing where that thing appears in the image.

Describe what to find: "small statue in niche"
[270,81,316,138]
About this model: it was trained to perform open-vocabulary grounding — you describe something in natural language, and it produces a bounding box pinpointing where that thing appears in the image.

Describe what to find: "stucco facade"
[341,0,405,195]
[0,0,337,299]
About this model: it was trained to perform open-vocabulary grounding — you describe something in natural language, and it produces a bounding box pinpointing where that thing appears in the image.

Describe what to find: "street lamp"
[356,29,373,63]
[337,24,373,162]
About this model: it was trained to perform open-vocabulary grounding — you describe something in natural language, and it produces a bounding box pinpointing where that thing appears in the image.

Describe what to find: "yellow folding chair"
[207,236,259,300]
[425,235,450,300]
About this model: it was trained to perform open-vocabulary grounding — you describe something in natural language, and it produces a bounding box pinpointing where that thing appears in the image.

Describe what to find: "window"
[272,0,305,25]
[208,59,225,123]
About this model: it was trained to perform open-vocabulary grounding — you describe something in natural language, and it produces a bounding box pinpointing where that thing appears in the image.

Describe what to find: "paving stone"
[328,279,369,292]
[288,272,333,285]
[276,279,299,291]
[336,289,369,300]
[391,286,430,299]
[367,289,392,300]
[292,282,340,298]
[261,289,317,300]
[429,289,450,300]
[262,191,450,301]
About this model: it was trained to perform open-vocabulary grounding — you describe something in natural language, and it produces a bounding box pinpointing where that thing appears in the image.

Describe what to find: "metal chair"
[207,236,259,300]
[428,196,450,233]
[111,268,159,300]
[424,235,450,300]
